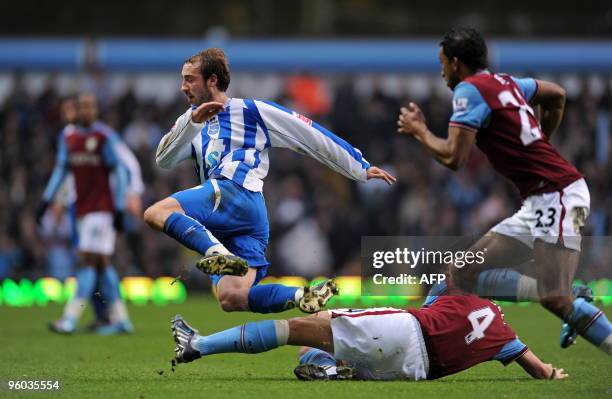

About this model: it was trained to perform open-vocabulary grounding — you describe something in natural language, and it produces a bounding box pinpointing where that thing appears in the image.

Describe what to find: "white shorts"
[76,212,116,255]
[330,308,429,381]
[491,178,590,251]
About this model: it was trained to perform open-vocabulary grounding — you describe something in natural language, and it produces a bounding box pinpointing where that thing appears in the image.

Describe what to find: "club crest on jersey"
[207,117,220,136]
[85,137,98,152]
[453,97,468,113]
[292,111,312,126]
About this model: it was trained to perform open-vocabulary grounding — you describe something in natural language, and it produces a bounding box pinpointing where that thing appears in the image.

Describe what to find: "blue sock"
[75,266,97,299]
[299,348,337,367]
[477,269,521,300]
[566,298,612,352]
[193,320,288,355]
[476,268,538,302]
[248,284,300,313]
[164,212,219,255]
[92,275,108,322]
[101,266,121,302]
[423,280,447,307]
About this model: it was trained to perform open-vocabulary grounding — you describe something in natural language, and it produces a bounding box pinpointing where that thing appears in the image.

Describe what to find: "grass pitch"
[1,296,610,399]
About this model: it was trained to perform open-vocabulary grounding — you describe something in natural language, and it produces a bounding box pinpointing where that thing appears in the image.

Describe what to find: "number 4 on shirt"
[465,306,496,344]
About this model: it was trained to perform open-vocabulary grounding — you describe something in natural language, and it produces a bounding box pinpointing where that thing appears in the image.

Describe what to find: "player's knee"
[144,203,172,231]
[143,204,161,229]
[217,289,249,312]
[144,198,184,231]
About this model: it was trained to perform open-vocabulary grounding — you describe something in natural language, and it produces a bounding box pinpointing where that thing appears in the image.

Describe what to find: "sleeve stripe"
[449,121,479,132]
[261,100,370,169]
[502,345,529,366]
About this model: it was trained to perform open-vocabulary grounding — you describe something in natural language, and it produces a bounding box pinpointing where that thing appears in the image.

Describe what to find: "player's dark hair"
[185,48,231,91]
[440,28,488,71]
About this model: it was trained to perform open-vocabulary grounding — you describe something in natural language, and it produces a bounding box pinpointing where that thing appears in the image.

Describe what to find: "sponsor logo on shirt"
[85,137,98,152]
[207,151,220,169]
[69,152,102,166]
[453,97,469,114]
[292,111,312,126]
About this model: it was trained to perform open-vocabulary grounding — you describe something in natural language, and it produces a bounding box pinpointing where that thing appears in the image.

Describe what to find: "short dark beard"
[194,86,213,105]
[446,75,461,90]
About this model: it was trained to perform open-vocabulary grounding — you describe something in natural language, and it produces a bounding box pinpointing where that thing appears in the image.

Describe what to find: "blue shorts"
[171,178,270,286]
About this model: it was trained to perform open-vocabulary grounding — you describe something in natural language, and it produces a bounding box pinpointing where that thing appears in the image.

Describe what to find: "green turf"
[0,296,610,399]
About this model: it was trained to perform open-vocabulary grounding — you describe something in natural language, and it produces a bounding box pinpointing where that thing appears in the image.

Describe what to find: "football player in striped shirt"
[144,48,395,315]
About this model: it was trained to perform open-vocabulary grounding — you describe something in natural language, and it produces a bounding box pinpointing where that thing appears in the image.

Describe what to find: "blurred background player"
[396,28,612,355]
[91,121,145,333]
[170,287,568,381]
[144,48,395,315]
[37,92,133,334]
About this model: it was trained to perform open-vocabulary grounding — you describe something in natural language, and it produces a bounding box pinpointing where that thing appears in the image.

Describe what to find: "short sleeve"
[449,82,491,132]
[493,337,529,365]
[511,77,538,103]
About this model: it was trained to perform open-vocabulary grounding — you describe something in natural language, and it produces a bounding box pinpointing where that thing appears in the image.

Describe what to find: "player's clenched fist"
[397,102,428,137]
[191,101,225,123]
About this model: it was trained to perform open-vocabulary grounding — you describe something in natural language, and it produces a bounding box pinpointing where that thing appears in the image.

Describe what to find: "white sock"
[294,288,304,303]
[205,243,232,256]
[109,299,130,324]
[63,297,87,322]
[600,333,612,355]
[517,275,539,301]
[274,320,290,345]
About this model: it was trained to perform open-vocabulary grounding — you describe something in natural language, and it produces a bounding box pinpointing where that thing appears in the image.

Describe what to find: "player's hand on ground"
[550,367,568,380]
[397,102,427,137]
[191,102,225,123]
[366,166,396,185]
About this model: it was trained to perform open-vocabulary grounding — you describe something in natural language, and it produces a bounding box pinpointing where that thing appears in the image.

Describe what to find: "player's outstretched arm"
[397,103,475,171]
[256,100,393,183]
[530,80,566,139]
[515,349,568,380]
[366,166,396,185]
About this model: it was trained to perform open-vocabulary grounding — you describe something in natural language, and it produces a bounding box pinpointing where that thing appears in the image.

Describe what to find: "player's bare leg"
[287,312,334,351]
[143,197,183,231]
[533,240,578,317]
[449,232,535,297]
[214,269,258,311]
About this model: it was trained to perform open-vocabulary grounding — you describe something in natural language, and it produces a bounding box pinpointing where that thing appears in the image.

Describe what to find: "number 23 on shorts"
[534,206,558,230]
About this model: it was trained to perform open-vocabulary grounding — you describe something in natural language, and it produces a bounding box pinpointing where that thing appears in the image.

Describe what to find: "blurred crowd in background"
[1,70,610,286]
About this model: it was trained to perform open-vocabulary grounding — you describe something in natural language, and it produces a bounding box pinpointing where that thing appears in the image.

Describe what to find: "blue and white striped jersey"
[156,98,370,192]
